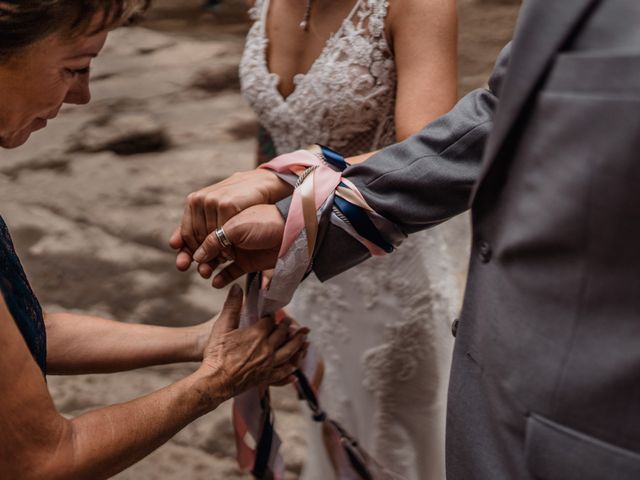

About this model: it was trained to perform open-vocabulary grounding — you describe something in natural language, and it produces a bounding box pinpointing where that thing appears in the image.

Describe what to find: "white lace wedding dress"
[240,1,465,478]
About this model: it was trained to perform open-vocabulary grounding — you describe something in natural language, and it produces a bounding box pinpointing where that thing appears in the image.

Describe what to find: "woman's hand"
[197,284,308,403]
[192,317,215,360]
[170,169,293,272]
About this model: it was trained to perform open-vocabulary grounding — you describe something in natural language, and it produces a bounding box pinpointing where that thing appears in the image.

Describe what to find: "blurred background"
[0,0,519,478]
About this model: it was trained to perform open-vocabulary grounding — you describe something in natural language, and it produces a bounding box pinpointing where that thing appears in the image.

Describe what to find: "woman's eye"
[65,67,91,76]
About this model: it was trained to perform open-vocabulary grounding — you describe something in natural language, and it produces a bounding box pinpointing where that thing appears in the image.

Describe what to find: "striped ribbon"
[261,148,392,258]
[232,148,402,480]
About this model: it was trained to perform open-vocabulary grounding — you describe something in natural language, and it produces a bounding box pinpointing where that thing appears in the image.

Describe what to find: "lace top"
[0,216,47,375]
[240,0,396,157]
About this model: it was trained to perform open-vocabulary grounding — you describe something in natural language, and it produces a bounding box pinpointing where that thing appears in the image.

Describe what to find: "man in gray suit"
[174,0,640,477]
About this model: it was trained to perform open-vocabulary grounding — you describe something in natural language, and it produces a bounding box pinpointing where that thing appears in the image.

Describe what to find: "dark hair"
[0,0,150,60]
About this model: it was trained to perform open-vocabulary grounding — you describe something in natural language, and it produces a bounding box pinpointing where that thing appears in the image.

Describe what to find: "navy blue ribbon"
[318,144,350,171]
[314,145,394,253]
[252,393,275,480]
[334,194,394,253]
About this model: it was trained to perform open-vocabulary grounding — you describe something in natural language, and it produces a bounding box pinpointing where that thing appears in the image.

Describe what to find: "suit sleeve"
[278,43,512,281]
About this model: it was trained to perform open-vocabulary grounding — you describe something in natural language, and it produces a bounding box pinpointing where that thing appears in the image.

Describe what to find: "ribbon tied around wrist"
[232,147,403,480]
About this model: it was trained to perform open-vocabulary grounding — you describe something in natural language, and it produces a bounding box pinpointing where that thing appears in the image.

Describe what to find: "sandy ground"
[1,0,519,478]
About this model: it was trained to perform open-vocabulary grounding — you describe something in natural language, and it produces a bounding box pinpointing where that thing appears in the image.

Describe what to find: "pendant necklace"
[300,0,313,31]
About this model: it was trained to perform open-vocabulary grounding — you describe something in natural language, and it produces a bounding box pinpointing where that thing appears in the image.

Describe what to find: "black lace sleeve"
[0,216,47,375]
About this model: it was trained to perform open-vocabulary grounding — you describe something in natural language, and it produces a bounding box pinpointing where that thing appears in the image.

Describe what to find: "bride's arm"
[387,0,458,141]
[44,311,212,374]
[332,0,458,167]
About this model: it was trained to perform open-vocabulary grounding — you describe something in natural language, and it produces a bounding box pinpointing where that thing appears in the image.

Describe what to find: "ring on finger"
[215,226,233,249]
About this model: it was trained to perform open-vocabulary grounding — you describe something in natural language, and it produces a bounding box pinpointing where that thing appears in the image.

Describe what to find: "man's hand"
[190,204,285,288]
[169,169,293,272]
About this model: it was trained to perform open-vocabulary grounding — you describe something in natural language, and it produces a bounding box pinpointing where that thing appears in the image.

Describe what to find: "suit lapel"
[469,0,600,204]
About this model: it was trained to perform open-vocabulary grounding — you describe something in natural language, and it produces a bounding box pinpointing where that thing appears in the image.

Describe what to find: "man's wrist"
[261,169,293,204]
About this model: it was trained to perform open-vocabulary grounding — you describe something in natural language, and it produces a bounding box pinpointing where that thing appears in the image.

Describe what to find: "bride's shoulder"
[245,0,262,15]
[245,0,264,21]
[387,0,457,26]
[386,0,457,42]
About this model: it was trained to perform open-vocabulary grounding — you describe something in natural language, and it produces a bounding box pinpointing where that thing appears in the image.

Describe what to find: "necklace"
[300,0,313,31]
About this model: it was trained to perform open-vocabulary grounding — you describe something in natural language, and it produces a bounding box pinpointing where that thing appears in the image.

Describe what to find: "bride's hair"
[0,0,151,61]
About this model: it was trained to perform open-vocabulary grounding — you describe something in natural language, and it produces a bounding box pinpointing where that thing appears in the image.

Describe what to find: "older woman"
[0,1,307,478]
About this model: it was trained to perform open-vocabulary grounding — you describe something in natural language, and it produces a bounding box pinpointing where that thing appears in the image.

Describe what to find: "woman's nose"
[64,76,92,105]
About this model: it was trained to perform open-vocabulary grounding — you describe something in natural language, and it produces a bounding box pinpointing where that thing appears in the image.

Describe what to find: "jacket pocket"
[545,52,640,97]
[525,414,640,480]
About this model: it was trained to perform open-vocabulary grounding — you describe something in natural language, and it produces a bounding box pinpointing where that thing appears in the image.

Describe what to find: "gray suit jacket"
[306,0,640,478]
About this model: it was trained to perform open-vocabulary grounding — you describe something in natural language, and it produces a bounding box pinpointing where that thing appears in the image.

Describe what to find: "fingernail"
[193,248,205,262]
[230,284,242,297]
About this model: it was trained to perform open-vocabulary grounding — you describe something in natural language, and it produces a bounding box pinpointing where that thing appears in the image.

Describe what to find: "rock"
[112,443,247,480]
[190,63,240,93]
[0,151,71,179]
[70,113,171,155]
[193,414,237,457]
[226,117,258,140]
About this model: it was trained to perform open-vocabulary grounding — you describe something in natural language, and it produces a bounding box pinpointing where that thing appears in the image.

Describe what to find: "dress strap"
[248,0,266,22]
[366,0,390,38]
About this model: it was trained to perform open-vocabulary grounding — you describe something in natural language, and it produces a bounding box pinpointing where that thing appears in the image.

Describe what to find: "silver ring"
[215,226,233,249]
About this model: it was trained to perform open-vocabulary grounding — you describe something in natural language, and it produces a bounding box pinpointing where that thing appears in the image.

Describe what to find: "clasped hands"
[169,168,294,287]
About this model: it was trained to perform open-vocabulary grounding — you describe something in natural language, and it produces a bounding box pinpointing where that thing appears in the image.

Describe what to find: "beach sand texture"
[1,0,519,478]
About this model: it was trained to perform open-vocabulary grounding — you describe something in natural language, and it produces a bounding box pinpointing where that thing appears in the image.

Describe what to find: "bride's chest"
[264,0,361,98]
[239,22,396,120]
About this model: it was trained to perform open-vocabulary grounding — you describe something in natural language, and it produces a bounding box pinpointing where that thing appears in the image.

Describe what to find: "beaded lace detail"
[240,0,396,156]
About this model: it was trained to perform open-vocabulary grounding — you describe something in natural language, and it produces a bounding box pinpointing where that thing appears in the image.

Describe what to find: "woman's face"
[0,28,108,148]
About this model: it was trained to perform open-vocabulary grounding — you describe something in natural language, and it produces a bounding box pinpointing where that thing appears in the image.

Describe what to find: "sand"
[0,0,519,478]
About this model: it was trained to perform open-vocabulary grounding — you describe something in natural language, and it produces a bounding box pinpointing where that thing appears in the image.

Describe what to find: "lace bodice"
[0,216,46,375]
[240,0,396,156]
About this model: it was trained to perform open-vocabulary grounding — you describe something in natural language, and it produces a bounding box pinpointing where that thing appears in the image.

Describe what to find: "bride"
[237,0,460,478]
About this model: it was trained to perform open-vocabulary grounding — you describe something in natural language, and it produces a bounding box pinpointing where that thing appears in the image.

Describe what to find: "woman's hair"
[0,0,151,61]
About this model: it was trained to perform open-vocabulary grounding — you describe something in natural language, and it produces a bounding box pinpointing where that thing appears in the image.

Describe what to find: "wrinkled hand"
[189,204,285,289]
[169,169,292,272]
[199,284,308,401]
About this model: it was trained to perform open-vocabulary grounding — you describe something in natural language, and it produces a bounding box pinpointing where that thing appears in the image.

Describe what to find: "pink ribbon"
[261,150,342,255]
[232,149,396,480]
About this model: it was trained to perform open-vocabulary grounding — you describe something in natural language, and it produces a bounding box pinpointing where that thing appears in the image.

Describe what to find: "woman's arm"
[332,0,458,166]
[45,311,211,374]
[0,287,307,479]
[387,0,458,141]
